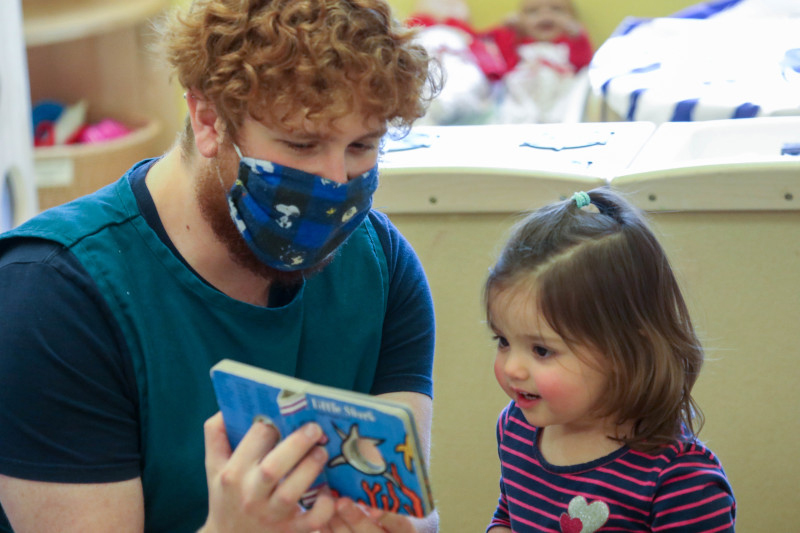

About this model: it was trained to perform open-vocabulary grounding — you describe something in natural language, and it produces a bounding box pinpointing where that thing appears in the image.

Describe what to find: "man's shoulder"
[2,179,135,248]
[0,236,66,266]
[366,208,394,236]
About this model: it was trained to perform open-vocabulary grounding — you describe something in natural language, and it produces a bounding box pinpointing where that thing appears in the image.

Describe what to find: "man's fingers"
[334,499,386,532]
[231,417,282,466]
[204,412,233,475]
[372,510,416,533]
[261,441,328,517]
[295,492,337,533]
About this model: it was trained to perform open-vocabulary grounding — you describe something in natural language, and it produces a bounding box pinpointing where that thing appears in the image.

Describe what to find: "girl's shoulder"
[496,403,728,477]
[626,432,729,480]
[644,435,736,528]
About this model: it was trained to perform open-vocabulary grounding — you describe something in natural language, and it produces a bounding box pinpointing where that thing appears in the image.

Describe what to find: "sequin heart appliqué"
[559,496,609,533]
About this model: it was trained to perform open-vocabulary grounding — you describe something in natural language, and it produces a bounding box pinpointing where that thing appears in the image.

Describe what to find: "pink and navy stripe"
[488,402,735,532]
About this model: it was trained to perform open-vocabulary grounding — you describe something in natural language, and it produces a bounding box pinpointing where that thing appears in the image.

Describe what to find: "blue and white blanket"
[589,0,800,122]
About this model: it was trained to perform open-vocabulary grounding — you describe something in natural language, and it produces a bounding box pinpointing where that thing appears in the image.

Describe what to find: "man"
[0,0,440,531]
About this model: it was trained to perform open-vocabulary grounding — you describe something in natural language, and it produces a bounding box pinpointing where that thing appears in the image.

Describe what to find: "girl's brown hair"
[484,188,704,452]
[157,0,440,140]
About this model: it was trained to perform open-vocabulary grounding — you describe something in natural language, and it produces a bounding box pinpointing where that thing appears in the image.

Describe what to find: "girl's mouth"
[514,389,541,406]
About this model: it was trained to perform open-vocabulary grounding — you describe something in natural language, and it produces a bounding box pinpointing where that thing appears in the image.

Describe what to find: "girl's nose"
[503,350,529,380]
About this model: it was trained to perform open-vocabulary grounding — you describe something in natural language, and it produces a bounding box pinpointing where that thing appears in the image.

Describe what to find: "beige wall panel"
[387,206,799,531]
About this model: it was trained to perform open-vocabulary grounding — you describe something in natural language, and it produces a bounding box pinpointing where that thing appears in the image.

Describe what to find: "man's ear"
[186,91,223,158]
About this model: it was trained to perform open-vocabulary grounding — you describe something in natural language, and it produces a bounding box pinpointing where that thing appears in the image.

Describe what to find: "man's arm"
[0,476,144,533]
[0,240,145,532]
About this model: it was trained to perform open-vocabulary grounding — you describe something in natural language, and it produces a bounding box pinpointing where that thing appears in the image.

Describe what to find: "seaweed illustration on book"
[355,463,426,516]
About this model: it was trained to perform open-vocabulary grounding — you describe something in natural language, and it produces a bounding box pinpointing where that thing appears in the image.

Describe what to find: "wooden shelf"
[22,0,170,46]
[34,115,162,210]
[21,0,183,210]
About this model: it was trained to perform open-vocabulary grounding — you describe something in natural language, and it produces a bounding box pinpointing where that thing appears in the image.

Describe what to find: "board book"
[209,359,435,517]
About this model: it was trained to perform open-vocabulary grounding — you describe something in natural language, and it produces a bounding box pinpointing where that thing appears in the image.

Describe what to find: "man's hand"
[319,498,419,533]
[200,412,335,533]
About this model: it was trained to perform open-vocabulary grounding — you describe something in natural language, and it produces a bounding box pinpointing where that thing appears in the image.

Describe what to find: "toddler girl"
[484,189,736,532]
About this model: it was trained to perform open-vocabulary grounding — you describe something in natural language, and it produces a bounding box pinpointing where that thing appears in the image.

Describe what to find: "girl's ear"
[186,91,223,158]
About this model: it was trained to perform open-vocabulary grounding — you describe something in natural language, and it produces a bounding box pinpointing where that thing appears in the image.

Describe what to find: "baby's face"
[518,0,574,42]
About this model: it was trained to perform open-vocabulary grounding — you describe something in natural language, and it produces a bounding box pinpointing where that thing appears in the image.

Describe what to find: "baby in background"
[488,0,593,75]
[407,0,593,124]
[406,0,498,125]
[488,0,594,123]
[484,189,736,532]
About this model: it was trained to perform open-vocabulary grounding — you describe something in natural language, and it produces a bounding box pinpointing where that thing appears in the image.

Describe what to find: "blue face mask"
[226,145,380,271]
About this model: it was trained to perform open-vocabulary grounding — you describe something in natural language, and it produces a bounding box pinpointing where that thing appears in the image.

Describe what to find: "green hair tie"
[572,191,591,209]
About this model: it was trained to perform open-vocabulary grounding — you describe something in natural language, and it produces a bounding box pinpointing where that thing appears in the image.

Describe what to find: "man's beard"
[193,153,321,288]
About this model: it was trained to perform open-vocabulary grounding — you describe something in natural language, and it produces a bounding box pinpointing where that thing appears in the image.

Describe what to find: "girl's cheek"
[493,357,505,386]
[534,373,564,400]
[493,357,512,395]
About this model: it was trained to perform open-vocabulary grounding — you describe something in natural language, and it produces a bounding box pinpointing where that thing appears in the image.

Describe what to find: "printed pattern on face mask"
[228,156,379,271]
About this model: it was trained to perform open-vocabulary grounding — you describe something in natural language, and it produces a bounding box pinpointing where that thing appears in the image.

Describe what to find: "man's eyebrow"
[286,128,387,141]
[282,130,321,141]
[360,129,388,140]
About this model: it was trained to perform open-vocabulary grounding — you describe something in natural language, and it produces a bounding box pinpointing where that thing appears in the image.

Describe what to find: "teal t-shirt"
[0,159,434,532]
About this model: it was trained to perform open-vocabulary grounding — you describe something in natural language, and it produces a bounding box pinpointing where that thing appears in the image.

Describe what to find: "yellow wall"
[389,0,699,47]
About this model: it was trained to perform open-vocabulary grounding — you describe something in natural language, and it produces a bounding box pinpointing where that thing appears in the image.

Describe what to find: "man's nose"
[316,152,349,184]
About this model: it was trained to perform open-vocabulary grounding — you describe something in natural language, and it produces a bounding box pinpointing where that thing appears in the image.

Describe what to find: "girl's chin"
[516,406,543,429]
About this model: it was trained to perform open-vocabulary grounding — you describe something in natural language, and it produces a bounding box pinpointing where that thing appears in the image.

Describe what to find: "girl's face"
[489,285,611,437]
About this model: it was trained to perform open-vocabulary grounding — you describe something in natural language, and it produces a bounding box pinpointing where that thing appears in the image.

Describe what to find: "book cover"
[210,359,435,517]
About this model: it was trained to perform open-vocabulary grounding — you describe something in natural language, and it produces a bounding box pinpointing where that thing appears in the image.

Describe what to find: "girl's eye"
[532,345,552,358]
[492,335,509,349]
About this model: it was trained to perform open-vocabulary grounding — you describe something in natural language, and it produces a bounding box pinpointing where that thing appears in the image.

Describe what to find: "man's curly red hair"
[157,0,439,141]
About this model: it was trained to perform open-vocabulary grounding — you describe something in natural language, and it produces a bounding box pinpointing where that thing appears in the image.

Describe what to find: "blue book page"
[211,369,295,446]
[210,361,434,517]
[306,393,430,517]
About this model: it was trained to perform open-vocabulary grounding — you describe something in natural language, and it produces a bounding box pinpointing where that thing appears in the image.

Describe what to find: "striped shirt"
[488,402,735,532]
